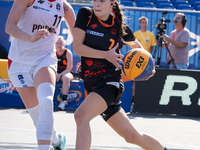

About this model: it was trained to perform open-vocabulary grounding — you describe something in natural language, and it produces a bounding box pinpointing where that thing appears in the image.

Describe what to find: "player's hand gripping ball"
[122,48,154,81]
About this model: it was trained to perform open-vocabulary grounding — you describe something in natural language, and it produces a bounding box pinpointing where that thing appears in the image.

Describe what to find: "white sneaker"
[63,100,68,105]
[58,101,66,110]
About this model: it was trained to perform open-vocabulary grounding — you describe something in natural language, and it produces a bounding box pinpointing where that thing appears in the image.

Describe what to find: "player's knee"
[39,97,53,110]
[62,76,70,84]
[37,83,55,122]
[74,109,90,125]
[123,133,140,144]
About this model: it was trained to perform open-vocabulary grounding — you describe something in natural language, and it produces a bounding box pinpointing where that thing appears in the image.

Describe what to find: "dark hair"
[176,13,187,27]
[112,1,127,45]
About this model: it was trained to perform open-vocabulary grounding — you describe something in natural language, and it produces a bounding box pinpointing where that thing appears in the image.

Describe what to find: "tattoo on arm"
[63,1,69,12]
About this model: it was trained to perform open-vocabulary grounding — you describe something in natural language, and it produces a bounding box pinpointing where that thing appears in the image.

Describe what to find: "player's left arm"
[63,0,76,37]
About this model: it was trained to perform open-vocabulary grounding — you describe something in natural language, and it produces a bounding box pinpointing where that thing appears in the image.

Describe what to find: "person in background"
[132,16,157,108]
[134,16,156,54]
[161,13,190,70]
[73,0,168,150]
[5,0,75,149]
[56,36,73,110]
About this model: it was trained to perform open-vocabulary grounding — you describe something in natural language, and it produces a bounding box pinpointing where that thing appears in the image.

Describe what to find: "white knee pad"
[27,105,40,127]
[27,105,59,144]
[36,82,55,141]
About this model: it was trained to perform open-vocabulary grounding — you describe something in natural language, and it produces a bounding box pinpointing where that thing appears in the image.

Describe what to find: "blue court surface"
[0,107,199,150]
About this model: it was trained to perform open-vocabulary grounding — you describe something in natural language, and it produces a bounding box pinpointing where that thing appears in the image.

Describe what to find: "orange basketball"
[122,48,154,81]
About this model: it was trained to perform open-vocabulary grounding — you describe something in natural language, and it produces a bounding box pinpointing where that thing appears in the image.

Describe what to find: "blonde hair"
[139,16,148,23]
[57,36,65,43]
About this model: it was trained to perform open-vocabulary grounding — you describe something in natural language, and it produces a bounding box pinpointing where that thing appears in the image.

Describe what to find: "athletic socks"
[27,105,59,144]
[63,94,68,101]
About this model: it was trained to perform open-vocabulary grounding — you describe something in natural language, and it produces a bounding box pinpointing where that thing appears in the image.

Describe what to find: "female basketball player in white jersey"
[5,0,75,149]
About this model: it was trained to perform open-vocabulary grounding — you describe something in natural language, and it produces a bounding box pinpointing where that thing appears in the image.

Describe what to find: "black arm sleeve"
[75,7,91,31]
[122,24,136,42]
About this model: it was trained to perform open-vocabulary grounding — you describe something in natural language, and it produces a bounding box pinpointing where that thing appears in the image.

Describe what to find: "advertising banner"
[134,68,200,116]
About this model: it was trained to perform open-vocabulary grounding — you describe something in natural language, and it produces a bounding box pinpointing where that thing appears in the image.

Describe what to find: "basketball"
[122,48,154,81]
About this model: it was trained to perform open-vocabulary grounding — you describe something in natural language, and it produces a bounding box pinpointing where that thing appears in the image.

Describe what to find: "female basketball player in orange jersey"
[5,0,75,149]
[73,0,168,150]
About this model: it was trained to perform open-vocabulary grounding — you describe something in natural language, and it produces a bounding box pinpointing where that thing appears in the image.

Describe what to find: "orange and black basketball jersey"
[75,7,135,87]
[56,49,67,73]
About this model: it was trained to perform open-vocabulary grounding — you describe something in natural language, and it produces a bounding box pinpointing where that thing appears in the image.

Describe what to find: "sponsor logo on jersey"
[38,0,45,4]
[32,24,57,34]
[86,30,104,37]
[93,61,106,69]
[90,24,98,28]
[56,3,61,11]
[48,0,56,2]
[84,69,106,77]
[33,6,50,12]
[18,74,27,87]
[86,60,93,66]
[111,28,117,35]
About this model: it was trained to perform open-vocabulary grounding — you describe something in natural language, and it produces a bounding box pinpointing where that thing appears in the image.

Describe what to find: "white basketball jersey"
[8,0,64,65]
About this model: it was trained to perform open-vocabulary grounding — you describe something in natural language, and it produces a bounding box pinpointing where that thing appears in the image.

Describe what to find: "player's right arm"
[5,0,49,42]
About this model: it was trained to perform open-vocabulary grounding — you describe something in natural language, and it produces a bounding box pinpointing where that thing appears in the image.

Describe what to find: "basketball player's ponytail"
[112,0,127,45]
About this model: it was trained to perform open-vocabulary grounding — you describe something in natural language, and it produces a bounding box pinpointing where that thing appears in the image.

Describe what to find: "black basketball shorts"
[84,80,124,121]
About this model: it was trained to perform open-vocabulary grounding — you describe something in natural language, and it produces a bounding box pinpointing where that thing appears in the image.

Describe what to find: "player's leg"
[34,66,56,148]
[58,72,73,110]
[107,108,166,150]
[131,81,135,112]
[74,92,107,150]
[61,72,73,97]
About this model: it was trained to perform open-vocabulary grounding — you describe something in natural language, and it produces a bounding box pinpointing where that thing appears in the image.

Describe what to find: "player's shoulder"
[66,48,72,54]
[79,7,92,14]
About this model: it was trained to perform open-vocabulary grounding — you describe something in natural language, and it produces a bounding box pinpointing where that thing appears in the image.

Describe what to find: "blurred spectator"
[161,13,190,69]
[134,16,156,54]
[56,36,73,110]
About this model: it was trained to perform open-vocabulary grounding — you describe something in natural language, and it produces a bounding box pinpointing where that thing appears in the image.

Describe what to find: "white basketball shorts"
[8,52,57,87]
